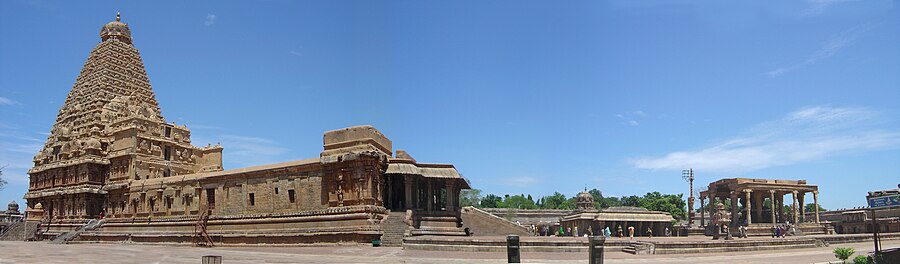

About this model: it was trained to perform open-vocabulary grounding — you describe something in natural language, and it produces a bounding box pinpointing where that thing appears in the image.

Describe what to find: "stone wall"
[481,208,571,225]
[460,207,531,236]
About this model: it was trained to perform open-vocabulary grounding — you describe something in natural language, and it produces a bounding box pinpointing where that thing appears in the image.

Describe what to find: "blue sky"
[1,1,898,211]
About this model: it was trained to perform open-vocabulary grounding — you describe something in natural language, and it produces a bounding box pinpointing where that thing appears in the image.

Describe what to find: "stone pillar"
[776,194,784,223]
[769,190,776,224]
[754,191,763,223]
[386,176,392,209]
[730,191,739,226]
[791,191,799,225]
[709,193,718,226]
[446,181,456,211]
[813,191,820,224]
[700,194,706,227]
[404,175,413,210]
[744,189,752,225]
[798,192,805,223]
[426,181,433,212]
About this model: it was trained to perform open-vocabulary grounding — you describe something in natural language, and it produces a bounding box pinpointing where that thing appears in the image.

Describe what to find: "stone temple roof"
[606,206,651,212]
[101,12,132,44]
[32,11,165,171]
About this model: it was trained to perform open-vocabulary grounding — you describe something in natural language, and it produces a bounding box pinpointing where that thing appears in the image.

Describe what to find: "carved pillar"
[700,194,706,227]
[791,191,799,225]
[776,194,784,223]
[385,176,392,209]
[426,181,433,212]
[446,181,456,212]
[727,191,736,225]
[798,192,805,223]
[769,190,776,224]
[404,175,413,210]
[710,193,720,226]
[744,189,752,225]
[753,191,763,223]
[813,191,820,224]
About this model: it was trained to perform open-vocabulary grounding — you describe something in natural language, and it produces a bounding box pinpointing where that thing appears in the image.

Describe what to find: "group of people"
[540,224,670,239]
[772,223,794,238]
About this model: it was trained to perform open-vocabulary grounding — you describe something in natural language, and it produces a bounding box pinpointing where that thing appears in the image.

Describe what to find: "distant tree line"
[459,188,688,220]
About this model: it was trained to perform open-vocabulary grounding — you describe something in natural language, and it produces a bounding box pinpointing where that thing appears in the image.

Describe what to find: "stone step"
[379,212,409,247]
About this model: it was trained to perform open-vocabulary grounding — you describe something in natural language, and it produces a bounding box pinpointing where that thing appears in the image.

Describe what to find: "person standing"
[628,226,635,239]
[617,225,623,237]
[646,227,653,238]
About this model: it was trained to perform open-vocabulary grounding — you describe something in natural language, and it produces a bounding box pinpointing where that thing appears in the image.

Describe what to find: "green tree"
[480,194,502,208]
[540,192,567,209]
[588,189,621,209]
[598,196,621,208]
[501,194,537,209]
[615,192,688,220]
[641,192,687,221]
[621,195,643,207]
[558,197,577,210]
[805,203,826,212]
[459,189,483,207]
[833,247,855,263]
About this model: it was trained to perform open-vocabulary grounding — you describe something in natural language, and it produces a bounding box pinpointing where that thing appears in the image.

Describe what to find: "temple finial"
[116,11,121,22]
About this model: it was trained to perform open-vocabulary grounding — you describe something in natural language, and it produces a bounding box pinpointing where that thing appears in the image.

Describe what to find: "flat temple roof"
[700,178,818,196]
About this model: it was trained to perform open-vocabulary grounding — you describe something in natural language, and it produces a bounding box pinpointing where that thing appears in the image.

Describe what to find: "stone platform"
[403,232,900,255]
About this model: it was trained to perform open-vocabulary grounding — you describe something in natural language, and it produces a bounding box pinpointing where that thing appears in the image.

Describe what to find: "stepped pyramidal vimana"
[23,13,470,245]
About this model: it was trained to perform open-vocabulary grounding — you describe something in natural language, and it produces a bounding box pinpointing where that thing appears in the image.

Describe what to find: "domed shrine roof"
[576,189,596,210]
[100,12,132,44]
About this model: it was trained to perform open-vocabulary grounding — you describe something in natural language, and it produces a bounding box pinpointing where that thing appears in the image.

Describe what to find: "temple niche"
[23,13,469,245]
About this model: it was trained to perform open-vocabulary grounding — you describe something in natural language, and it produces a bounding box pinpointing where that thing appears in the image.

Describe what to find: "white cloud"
[204,14,217,26]
[215,135,288,168]
[616,111,645,126]
[0,97,21,106]
[503,176,539,187]
[187,124,223,130]
[631,106,900,173]
[801,0,860,17]
[767,24,870,76]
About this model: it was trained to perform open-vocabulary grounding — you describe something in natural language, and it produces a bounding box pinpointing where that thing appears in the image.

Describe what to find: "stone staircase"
[50,219,104,244]
[622,241,655,254]
[460,206,531,236]
[380,211,409,247]
[738,223,827,237]
[0,222,41,241]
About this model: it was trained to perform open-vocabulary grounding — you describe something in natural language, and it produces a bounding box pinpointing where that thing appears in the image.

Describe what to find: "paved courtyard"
[0,240,895,264]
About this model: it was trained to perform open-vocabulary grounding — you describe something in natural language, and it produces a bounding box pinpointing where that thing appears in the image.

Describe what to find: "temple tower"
[25,13,223,221]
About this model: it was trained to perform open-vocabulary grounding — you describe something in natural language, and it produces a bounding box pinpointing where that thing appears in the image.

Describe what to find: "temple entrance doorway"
[205,188,216,211]
[385,175,407,212]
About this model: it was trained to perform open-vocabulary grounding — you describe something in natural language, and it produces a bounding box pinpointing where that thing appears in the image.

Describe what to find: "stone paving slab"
[0,240,896,264]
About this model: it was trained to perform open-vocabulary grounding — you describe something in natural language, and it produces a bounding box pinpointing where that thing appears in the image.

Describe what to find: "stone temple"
[24,13,470,245]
